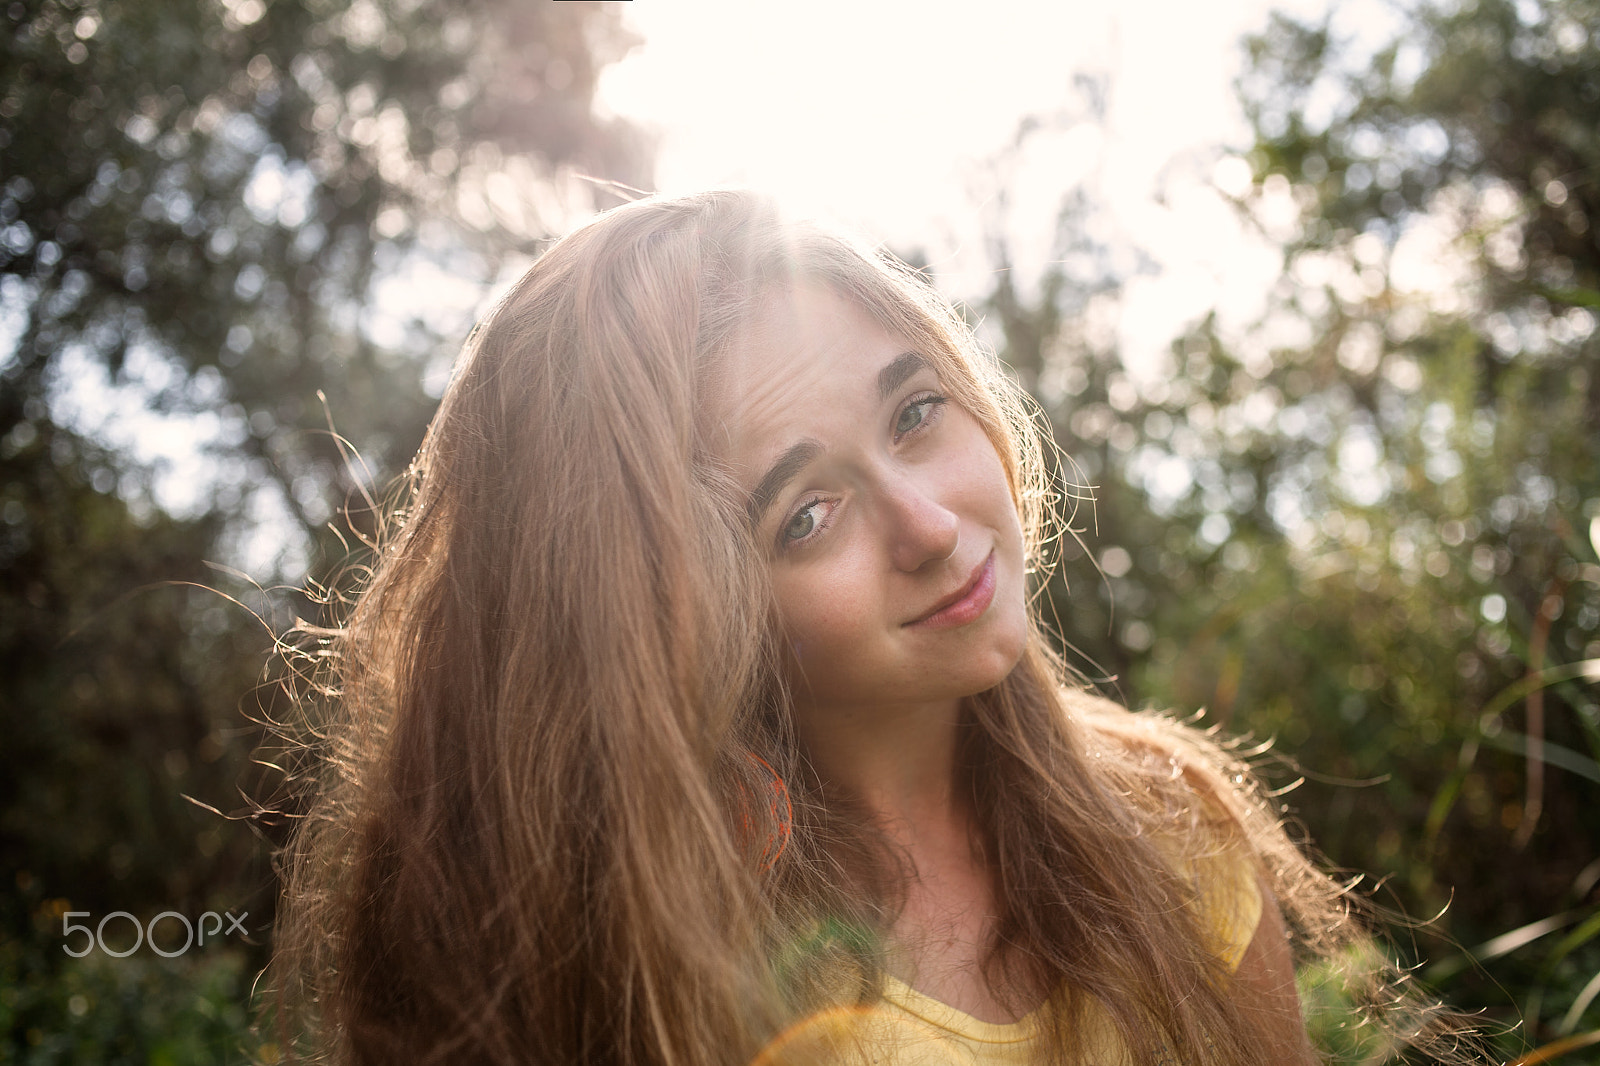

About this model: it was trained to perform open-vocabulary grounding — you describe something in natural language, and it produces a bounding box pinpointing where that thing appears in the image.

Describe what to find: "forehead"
[716,283,916,476]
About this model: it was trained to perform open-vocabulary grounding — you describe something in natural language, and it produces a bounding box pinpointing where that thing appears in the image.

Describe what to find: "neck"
[795,695,971,846]
[800,693,1024,1018]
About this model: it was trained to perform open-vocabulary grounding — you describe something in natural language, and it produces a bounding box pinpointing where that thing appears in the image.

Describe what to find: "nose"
[880,472,960,572]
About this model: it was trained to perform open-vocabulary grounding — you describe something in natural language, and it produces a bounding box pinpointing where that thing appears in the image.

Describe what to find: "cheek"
[770,566,866,654]
[953,428,1023,542]
[768,560,884,693]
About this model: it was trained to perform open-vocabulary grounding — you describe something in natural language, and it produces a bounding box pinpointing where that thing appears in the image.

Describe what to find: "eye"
[894,393,947,439]
[779,496,834,551]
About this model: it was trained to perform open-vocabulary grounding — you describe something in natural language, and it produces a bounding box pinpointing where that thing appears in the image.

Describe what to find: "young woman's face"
[717,282,1029,720]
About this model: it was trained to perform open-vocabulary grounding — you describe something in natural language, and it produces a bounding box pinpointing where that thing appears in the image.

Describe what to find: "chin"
[960,626,1030,698]
[984,642,1029,691]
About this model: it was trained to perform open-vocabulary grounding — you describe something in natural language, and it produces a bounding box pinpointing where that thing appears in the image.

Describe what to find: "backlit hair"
[270,190,1472,1064]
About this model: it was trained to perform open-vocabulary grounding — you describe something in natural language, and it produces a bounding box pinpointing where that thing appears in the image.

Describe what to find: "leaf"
[1506,1029,1600,1066]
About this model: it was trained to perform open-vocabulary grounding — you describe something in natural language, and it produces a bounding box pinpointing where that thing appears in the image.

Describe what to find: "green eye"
[778,497,836,552]
[783,508,816,543]
[895,395,946,437]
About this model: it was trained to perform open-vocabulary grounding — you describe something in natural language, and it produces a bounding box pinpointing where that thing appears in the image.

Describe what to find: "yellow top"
[755,842,1263,1066]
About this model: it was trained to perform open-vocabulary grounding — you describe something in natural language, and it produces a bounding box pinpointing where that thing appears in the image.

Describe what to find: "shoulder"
[1062,685,1230,766]
[1061,686,1257,833]
[1060,687,1269,968]
[1160,829,1266,972]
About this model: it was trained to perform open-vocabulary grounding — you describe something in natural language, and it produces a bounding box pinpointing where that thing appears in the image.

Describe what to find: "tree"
[1229,2,1600,1049]
[1,1,648,1059]
[977,0,1600,1054]
[2,0,648,564]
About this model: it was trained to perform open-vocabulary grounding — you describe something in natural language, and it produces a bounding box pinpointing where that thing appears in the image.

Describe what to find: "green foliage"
[1,0,648,559]
[978,0,1600,1057]
[1297,942,1411,1064]
[1,912,266,1066]
[0,416,274,928]
[2,0,647,1058]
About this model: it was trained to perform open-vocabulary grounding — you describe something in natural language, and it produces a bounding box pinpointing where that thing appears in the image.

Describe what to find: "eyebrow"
[745,351,931,525]
[877,351,927,403]
[746,439,823,525]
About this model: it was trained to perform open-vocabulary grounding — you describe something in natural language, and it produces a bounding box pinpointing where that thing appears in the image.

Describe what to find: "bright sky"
[598,0,1354,375]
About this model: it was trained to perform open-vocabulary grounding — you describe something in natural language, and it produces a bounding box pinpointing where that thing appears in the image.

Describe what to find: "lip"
[904,551,996,630]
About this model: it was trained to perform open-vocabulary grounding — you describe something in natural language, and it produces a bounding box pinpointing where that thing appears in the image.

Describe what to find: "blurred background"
[1,0,1596,1061]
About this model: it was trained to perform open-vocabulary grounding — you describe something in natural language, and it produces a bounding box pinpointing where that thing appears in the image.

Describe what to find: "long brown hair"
[269,190,1471,1064]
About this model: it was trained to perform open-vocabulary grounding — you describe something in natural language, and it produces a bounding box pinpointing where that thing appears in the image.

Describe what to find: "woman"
[271,189,1465,1064]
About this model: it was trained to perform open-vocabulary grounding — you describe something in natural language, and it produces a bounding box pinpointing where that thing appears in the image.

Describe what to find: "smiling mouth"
[905,551,997,630]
